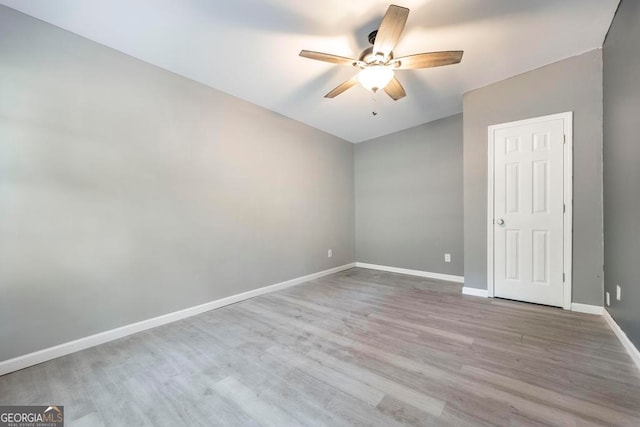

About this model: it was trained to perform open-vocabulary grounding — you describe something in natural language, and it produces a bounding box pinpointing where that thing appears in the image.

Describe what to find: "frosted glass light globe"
[357,66,394,92]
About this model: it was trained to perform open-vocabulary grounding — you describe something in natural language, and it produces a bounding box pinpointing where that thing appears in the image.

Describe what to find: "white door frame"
[487,112,573,310]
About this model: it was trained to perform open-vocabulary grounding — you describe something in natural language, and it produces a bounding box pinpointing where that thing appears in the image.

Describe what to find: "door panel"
[505,163,520,213]
[493,118,565,307]
[532,230,548,284]
[532,160,548,213]
[505,230,520,280]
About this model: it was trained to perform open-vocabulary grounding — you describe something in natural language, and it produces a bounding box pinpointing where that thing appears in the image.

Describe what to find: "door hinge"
[563,203,566,213]
[563,134,567,144]
[563,273,566,282]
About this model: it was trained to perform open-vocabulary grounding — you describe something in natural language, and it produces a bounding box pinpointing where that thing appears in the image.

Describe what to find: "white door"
[490,114,570,307]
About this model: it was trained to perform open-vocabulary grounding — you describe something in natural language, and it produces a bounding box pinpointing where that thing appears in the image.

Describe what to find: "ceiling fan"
[299,4,463,101]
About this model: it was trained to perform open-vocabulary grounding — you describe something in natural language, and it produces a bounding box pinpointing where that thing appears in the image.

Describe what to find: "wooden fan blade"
[325,76,359,98]
[384,76,406,101]
[300,50,358,65]
[373,5,410,58]
[392,51,463,70]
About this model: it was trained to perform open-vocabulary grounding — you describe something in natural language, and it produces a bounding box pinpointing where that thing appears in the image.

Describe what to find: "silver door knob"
[496,219,505,226]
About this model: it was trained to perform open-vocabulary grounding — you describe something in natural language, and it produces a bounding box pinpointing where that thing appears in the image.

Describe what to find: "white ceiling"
[1,0,619,142]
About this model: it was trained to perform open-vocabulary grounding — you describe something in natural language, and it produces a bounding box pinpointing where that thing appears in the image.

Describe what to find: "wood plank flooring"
[1,267,639,426]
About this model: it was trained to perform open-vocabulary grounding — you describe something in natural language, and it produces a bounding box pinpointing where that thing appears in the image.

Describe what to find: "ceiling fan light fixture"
[357,66,394,93]
[300,5,462,101]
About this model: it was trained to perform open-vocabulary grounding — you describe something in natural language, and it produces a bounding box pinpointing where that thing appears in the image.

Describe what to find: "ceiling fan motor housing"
[359,46,393,65]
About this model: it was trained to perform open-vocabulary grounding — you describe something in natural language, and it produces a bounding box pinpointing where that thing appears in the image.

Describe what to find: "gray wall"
[355,114,464,276]
[463,50,604,306]
[0,7,355,362]
[603,0,640,348]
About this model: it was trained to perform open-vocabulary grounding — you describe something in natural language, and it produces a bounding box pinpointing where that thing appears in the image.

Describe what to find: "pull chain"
[371,92,378,116]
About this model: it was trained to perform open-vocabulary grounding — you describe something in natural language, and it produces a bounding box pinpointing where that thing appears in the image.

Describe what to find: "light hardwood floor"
[1,267,639,426]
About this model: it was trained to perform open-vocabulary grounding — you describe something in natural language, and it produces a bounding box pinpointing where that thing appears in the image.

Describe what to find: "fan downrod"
[368,30,378,45]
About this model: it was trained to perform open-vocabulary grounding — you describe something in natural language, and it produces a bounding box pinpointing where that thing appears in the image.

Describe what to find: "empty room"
[1,0,639,426]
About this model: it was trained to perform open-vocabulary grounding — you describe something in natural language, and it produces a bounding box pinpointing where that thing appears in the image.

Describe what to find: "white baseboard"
[0,263,356,376]
[603,309,640,371]
[462,287,489,298]
[355,262,464,284]
[570,303,604,315]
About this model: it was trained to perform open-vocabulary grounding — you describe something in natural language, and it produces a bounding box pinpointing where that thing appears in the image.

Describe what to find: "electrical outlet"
[616,285,621,301]
[327,249,333,258]
[606,292,610,306]
[444,253,451,263]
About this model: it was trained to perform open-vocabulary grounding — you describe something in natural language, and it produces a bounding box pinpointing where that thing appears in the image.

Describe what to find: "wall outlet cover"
[444,253,451,263]
[328,249,333,258]
[606,291,610,306]
[616,285,621,301]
